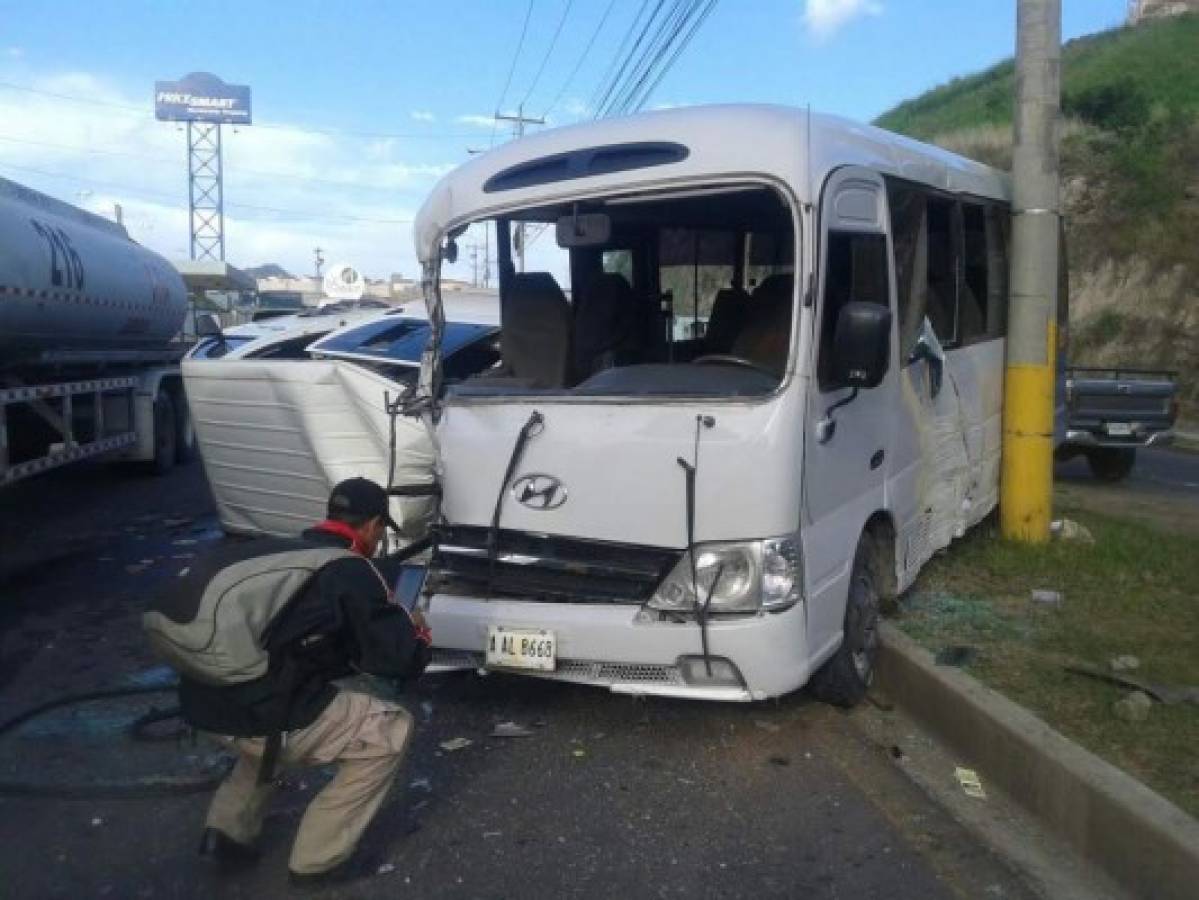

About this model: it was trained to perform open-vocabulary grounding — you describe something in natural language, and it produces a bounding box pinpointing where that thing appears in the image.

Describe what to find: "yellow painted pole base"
[1000,364,1056,543]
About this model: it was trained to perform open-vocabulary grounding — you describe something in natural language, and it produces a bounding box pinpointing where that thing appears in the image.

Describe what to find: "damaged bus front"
[412,106,1011,704]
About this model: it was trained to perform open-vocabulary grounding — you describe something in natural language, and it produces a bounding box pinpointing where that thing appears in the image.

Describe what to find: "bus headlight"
[761,537,802,610]
[647,537,802,614]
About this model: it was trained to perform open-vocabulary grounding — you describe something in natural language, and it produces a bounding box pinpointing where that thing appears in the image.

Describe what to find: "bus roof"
[414,104,1011,263]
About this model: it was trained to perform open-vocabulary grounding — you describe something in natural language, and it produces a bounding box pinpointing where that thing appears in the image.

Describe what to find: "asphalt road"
[1056,445,1199,494]
[0,463,1043,899]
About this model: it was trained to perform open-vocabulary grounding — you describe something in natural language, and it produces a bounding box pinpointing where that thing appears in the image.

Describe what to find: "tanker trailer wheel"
[171,385,196,465]
[149,387,177,475]
[808,532,882,708]
[1087,447,1135,482]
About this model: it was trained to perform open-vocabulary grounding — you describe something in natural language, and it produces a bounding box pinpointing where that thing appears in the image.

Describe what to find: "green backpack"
[143,545,357,686]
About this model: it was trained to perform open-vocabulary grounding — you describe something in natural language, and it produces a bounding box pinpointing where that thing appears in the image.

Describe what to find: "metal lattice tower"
[187,122,225,261]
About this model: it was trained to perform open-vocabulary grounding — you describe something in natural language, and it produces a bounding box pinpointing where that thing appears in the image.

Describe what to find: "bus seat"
[704,286,751,353]
[730,274,793,377]
[573,272,640,378]
[502,272,572,388]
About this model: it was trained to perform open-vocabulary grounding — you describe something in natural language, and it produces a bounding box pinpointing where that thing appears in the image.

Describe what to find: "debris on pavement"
[955,767,987,799]
[1109,655,1140,673]
[768,755,790,767]
[571,749,586,759]
[377,863,396,875]
[1051,518,1095,544]
[490,721,534,738]
[409,776,432,793]
[1113,691,1153,723]
[1030,589,1063,606]
[91,817,103,827]
[1064,663,1199,706]
[438,737,473,752]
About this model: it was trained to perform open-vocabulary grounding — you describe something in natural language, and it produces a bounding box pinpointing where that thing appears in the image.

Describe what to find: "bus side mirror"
[831,302,891,389]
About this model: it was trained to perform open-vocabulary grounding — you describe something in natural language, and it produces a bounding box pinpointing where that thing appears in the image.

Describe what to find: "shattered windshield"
[439,184,796,398]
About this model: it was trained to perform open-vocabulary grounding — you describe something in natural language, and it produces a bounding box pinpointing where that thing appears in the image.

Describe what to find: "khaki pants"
[205,690,414,875]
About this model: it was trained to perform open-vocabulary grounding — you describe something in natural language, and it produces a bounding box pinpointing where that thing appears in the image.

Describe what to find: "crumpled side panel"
[184,359,433,539]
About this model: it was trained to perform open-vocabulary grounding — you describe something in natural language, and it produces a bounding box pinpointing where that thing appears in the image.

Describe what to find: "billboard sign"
[155,72,251,125]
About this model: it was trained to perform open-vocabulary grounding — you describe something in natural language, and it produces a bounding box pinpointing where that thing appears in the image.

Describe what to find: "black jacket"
[177,528,429,737]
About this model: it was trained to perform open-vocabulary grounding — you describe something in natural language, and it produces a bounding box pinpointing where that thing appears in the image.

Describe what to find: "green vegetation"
[897,506,1199,818]
[875,15,1199,138]
[875,13,1199,412]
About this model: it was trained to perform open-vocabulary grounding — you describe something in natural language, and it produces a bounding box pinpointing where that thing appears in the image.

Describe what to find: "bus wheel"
[809,533,882,708]
[1087,447,1135,482]
[149,387,177,475]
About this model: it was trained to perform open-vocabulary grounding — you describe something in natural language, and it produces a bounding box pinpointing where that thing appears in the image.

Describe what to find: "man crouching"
[153,478,431,885]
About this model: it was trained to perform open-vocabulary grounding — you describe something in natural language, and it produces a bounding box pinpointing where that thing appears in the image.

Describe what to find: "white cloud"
[4,47,23,59]
[0,72,457,277]
[456,114,496,129]
[561,98,592,120]
[801,0,883,41]
[410,110,435,122]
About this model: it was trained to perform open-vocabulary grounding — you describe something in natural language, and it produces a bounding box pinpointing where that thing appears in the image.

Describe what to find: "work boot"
[198,828,260,868]
[287,854,383,889]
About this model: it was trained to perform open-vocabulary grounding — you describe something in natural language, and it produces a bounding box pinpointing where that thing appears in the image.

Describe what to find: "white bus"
[411,105,1013,705]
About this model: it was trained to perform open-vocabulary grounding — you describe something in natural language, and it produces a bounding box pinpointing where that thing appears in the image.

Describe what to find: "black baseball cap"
[327,478,400,531]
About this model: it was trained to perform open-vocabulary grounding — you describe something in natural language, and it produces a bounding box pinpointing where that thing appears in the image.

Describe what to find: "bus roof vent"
[483,142,689,193]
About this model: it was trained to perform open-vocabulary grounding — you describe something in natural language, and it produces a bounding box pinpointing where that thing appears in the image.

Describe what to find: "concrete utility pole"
[494,104,544,273]
[313,246,325,279]
[1001,0,1062,543]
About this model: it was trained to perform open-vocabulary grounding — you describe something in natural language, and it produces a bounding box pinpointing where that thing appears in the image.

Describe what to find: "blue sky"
[0,0,1128,279]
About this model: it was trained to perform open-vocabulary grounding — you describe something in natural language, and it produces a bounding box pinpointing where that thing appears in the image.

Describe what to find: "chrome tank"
[0,177,187,362]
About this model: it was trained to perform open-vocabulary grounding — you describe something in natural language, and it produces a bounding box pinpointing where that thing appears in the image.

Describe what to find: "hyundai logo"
[512,474,567,510]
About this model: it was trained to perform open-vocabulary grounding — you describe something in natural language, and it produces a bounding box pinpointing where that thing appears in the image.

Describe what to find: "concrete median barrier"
[878,622,1199,900]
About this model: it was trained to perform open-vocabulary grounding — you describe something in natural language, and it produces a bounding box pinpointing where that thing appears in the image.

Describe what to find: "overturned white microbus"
[411,105,1017,704]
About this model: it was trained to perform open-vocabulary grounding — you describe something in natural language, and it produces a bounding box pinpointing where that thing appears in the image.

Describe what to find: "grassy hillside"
[877,15,1199,138]
[875,14,1199,412]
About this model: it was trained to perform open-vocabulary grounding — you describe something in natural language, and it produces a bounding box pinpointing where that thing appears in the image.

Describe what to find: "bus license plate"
[485,627,556,671]
[1106,422,1133,437]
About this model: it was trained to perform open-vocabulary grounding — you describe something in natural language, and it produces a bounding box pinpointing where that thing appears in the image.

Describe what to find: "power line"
[624,0,717,113]
[0,133,447,192]
[541,0,618,119]
[589,0,718,119]
[592,0,666,117]
[517,0,576,111]
[603,0,691,117]
[0,80,477,141]
[0,161,413,225]
[490,0,536,147]
[588,0,654,114]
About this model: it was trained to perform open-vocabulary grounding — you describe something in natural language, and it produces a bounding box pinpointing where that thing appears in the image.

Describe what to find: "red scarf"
[312,519,373,557]
[312,519,429,643]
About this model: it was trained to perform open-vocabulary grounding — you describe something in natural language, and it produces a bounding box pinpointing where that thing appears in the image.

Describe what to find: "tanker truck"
[0,176,194,486]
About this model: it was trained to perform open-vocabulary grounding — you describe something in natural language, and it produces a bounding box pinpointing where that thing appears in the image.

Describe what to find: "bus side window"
[924,197,957,346]
[818,231,889,391]
[886,181,926,359]
[986,205,1010,340]
[959,203,989,343]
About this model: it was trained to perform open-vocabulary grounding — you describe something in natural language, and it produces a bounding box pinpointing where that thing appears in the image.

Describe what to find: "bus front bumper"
[423,593,812,702]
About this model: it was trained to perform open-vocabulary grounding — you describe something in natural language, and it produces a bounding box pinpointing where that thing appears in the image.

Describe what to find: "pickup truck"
[1056,367,1179,481]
